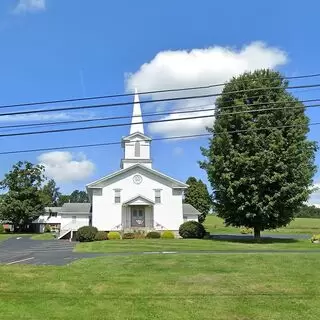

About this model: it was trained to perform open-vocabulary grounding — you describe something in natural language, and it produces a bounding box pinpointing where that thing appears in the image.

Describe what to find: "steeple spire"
[130,88,144,134]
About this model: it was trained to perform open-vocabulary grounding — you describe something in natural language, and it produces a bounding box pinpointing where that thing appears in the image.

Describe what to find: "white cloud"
[13,0,46,14]
[38,151,95,183]
[0,112,76,123]
[126,41,288,137]
[0,110,96,124]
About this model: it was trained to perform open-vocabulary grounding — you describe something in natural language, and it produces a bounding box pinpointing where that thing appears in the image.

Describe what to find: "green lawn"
[0,234,37,242]
[0,234,12,242]
[75,237,320,253]
[31,233,55,240]
[204,215,320,235]
[0,254,319,319]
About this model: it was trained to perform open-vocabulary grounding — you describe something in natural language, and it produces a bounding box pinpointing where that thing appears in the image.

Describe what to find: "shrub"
[179,221,206,239]
[240,227,253,234]
[146,231,161,239]
[107,231,121,240]
[0,225,4,233]
[161,230,175,239]
[203,232,211,240]
[76,226,98,242]
[311,234,320,243]
[133,230,145,239]
[122,232,135,239]
[94,231,108,241]
[44,225,51,233]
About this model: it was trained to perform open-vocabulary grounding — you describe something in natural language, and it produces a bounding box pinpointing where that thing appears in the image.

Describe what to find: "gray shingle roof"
[60,203,91,213]
[183,203,201,215]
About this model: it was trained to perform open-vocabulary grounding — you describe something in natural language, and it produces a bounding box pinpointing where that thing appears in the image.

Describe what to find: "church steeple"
[120,89,153,169]
[130,89,144,134]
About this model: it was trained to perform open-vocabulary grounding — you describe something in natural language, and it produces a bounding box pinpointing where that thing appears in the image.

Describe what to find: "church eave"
[86,164,188,189]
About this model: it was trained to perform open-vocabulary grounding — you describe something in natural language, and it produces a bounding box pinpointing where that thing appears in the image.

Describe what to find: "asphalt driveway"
[0,236,103,266]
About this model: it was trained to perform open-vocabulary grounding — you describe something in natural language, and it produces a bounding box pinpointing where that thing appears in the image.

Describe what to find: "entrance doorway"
[131,206,145,227]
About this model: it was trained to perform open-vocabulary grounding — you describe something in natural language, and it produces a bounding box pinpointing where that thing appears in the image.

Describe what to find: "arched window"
[135,141,140,157]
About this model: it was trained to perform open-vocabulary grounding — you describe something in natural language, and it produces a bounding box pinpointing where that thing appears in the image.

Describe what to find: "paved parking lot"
[0,236,103,266]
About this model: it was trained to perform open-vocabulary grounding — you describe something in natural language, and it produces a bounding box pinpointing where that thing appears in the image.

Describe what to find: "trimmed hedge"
[107,231,121,240]
[0,225,4,233]
[76,226,98,242]
[95,231,108,241]
[161,230,175,239]
[146,231,161,239]
[122,232,135,239]
[179,221,206,239]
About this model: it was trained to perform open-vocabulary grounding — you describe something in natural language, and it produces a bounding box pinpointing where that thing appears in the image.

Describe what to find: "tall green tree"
[200,69,317,239]
[41,179,61,207]
[0,161,46,231]
[184,177,212,223]
[70,190,89,203]
[57,194,70,206]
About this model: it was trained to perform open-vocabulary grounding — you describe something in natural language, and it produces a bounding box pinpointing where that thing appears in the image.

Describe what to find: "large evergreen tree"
[0,161,46,231]
[41,179,61,207]
[200,69,317,239]
[184,177,212,223]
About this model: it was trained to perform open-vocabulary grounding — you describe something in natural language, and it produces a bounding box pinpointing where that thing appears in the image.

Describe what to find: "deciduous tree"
[200,69,317,239]
[0,161,46,231]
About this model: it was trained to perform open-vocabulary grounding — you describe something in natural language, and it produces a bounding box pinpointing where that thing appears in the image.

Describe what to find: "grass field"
[0,254,319,320]
[31,233,55,240]
[204,215,320,235]
[75,237,320,253]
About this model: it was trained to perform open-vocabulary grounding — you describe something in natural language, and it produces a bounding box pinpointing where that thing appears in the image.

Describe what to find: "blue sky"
[0,0,320,200]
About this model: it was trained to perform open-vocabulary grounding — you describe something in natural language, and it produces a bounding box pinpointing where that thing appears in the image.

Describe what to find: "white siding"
[60,214,90,230]
[91,167,184,231]
[183,214,199,222]
[124,140,150,160]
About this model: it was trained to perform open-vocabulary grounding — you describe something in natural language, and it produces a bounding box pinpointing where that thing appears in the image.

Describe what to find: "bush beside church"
[75,222,207,242]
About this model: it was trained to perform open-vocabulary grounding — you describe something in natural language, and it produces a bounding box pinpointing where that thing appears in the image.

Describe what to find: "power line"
[1,95,320,132]
[1,83,320,118]
[0,122,319,155]
[1,72,320,110]
[1,99,320,138]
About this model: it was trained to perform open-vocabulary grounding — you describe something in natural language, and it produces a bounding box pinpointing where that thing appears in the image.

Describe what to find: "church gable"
[86,164,187,190]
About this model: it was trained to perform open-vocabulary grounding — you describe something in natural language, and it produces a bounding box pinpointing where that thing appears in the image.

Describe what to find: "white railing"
[154,221,167,230]
[58,221,88,239]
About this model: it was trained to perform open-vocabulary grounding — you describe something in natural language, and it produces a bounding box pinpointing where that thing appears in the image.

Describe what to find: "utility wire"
[1,99,320,138]
[1,83,320,118]
[1,72,320,110]
[1,121,319,155]
[1,95,320,132]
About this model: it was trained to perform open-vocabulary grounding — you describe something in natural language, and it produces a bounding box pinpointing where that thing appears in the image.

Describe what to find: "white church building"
[35,91,200,238]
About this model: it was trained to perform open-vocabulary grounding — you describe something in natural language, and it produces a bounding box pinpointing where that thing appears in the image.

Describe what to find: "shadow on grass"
[209,234,300,244]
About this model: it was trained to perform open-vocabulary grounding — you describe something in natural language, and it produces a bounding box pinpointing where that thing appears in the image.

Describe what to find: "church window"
[114,189,121,203]
[134,141,140,157]
[155,189,161,204]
